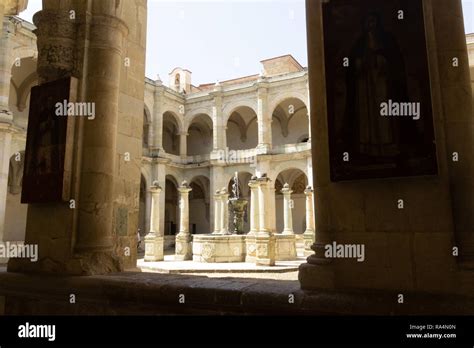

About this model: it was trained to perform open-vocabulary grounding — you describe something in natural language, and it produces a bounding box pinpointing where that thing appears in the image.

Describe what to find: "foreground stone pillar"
[75,11,129,255]
[144,183,163,262]
[281,183,294,235]
[212,189,222,234]
[300,0,474,295]
[175,181,192,260]
[303,185,315,256]
[255,175,275,266]
[220,188,229,235]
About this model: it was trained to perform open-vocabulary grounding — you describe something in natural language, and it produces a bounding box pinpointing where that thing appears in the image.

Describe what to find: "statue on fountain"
[229,172,248,235]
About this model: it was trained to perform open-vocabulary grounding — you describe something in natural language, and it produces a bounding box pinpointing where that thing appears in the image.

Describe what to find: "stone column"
[212,84,226,152]
[179,132,187,158]
[303,186,315,256]
[248,178,260,235]
[220,188,229,235]
[0,20,13,123]
[175,180,192,260]
[212,189,222,234]
[144,182,163,261]
[256,78,271,153]
[75,11,129,254]
[152,82,164,152]
[255,175,275,266]
[281,183,294,235]
[246,177,259,262]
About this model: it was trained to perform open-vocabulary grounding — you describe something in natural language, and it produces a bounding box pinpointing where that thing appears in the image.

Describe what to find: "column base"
[245,232,256,262]
[275,233,296,261]
[144,234,164,262]
[298,261,336,291]
[255,233,276,266]
[175,233,192,260]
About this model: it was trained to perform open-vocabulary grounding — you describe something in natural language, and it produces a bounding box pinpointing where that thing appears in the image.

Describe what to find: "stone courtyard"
[0,0,473,327]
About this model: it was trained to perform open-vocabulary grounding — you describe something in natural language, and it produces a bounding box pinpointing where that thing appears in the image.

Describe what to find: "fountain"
[228,172,248,235]
[192,173,248,262]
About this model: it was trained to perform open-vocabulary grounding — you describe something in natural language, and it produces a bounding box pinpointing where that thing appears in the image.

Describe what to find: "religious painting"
[21,77,77,203]
[322,0,438,181]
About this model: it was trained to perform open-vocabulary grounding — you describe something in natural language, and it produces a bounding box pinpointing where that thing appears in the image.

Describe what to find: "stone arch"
[270,162,308,184]
[274,168,308,235]
[16,72,38,112]
[189,175,210,234]
[223,100,258,125]
[162,111,182,155]
[226,106,258,151]
[186,113,213,156]
[268,91,308,115]
[10,47,37,69]
[271,96,309,146]
[164,174,180,238]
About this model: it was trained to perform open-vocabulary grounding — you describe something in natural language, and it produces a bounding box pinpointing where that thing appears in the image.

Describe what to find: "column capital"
[281,183,293,195]
[149,181,162,194]
[178,180,192,193]
[304,185,314,195]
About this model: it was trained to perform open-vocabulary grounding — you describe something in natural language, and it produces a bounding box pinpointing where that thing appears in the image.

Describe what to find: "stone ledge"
[0,271,474,315]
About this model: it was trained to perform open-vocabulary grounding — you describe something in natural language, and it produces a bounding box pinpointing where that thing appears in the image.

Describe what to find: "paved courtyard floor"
[137,252,304,281]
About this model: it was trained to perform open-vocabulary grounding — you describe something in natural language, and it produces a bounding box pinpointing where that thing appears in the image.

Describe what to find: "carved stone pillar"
[75,12,128,256]
[144,183,163,262]
[303,185,315,256]
[281,183,294,235]
[175,181,192,260]
[33,10,76,84]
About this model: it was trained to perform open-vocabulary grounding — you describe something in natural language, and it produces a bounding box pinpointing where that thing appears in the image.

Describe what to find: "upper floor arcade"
[142,54,311,166]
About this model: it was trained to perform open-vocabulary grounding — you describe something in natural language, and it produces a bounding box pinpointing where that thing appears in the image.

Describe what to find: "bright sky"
[19,0,474,86]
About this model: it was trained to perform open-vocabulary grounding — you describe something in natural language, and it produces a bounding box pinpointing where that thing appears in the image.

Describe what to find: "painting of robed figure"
[323,0,438,181]
[21,77,77,203]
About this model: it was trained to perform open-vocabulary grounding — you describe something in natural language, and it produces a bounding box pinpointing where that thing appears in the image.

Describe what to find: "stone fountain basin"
[192,234,246,263]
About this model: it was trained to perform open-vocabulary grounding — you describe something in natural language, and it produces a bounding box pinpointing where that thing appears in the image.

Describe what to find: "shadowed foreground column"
[75,10,128,265]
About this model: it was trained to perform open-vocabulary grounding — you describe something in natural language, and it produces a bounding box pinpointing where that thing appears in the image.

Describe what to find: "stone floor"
[137,254,305,278]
